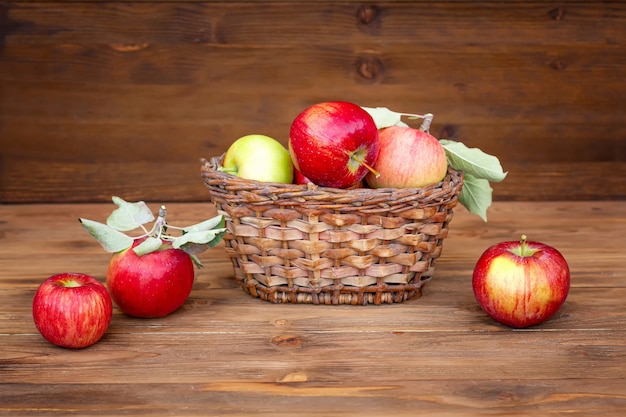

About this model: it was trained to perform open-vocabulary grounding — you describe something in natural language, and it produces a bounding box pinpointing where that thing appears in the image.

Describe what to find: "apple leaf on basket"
[362,106,507,221]
[456,174,493,222]
[439,139,507,183]
[439,139,506,221]
[79,196,226,267]
[363,106,438,130]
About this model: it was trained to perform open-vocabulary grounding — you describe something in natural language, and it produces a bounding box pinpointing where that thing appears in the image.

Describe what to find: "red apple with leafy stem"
[80,197,226,318]
[106,236,196,318]
[33,273,113,348]
[289,101,380,188]
[472,235,570,328]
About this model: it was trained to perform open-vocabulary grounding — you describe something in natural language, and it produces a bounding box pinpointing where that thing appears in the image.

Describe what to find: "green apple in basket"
[218,134,294,183]
[362,107,508,221]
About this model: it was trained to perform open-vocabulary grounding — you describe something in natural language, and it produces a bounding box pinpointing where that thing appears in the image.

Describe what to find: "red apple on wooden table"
[366,124,448,189]
[289,101,379,188]
[32,273,112,348]
[106,237,195,318]
[472,235,570,328]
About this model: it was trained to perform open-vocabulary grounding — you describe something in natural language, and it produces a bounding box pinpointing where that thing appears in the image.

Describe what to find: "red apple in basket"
[366,125,448,189]
[107,237,195,318]
[289,101,379,188]
[293,168,313,185]
[33,273,112,349]
[294,167,364,189]
[472,235,570,328]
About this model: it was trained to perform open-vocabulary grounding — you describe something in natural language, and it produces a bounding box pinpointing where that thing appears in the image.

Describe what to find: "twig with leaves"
[79,197,226,267]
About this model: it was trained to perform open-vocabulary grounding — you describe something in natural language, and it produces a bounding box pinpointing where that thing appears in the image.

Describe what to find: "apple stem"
[520,234,528,256]
[419,113,434,132]
[151,205,168,239]
[347,151,380,178]
[218,166,238,174]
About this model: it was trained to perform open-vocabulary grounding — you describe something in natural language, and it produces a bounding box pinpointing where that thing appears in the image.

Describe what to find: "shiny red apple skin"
[106,238,195,318]
[288,101,379,188]
[472,238,570,328]
[294,168,364,189]
[293,168,313,185]
[32,273,112,349]
[366,125,448,189]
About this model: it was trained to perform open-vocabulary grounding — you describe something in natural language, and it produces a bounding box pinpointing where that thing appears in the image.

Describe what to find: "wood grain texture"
[1,1,625,203]
[0,201,625,415]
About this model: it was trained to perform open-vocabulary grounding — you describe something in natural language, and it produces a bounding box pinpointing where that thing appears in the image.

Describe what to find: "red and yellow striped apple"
[32,273,112,349]
[366,125,448,189]
[472,235,570,328]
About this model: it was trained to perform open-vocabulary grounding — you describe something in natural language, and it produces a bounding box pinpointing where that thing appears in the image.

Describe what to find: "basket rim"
[201,154,464,203]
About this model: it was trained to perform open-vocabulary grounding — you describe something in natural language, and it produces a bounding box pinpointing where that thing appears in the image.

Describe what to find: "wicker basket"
[201,155,464,305]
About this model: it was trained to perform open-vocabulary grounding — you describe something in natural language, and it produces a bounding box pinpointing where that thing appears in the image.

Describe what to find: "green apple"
[219,134,294,183]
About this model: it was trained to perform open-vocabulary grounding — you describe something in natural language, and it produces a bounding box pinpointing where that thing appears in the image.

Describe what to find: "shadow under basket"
[201,155,464,305]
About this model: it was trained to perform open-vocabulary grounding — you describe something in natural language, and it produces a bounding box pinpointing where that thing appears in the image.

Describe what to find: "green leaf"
[175,215,226,263]
[79,218,134,253]
[133,236,164,256]
[182,215,225,234]
[189,254,204,269]
[458,174,493,222]
[362,107,409,129]
[440,139,507,183]
[173,229,227,255]
[106,196,155,232]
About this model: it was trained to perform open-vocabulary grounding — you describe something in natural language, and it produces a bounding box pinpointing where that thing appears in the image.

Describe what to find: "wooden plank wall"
[1,0,625,203]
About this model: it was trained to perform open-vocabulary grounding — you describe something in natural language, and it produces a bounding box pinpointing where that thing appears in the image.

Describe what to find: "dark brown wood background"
[1,0,625,204]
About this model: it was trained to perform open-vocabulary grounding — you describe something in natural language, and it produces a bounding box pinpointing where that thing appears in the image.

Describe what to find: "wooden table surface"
[1,201,625,416]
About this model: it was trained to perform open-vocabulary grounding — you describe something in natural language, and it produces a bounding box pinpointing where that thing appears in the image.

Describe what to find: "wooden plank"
[2,159,625,203]
[3,112,625,165]
[4,2,626,47]
[2,285,625,336]
[2,43,625,124]
[1,380,625,416]
[2,330,625,384]
[3,44,624,121]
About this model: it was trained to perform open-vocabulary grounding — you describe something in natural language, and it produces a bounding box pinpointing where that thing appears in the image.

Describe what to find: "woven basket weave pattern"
[201,155,463,305]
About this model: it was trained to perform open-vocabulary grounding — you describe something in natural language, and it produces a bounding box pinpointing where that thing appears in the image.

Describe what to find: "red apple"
[288,101,379,188]
[294,168,364,189]
[366,125,448,189]
[472,235,570,328]
[293,168,313,185]
[106,238,195,318]
[32,273,112,349]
